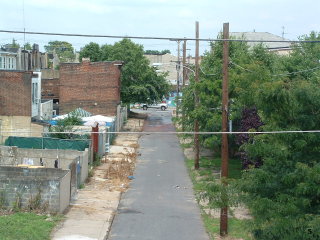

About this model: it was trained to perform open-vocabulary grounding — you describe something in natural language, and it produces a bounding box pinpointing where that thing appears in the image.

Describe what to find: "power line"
[2,29,320,43]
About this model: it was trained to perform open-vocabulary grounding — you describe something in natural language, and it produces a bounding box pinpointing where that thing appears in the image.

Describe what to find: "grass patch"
[201,157,242,179]
[180,142,193,148]
[0,212,62,240]
[186,157,242,179]
[185,157,251,239]
[202,213,252,240]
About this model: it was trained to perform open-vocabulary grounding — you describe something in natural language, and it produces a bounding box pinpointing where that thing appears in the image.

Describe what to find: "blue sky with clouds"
[0,0,319,55]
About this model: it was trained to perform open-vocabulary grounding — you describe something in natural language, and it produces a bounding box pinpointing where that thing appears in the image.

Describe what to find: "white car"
[142,102,168,111]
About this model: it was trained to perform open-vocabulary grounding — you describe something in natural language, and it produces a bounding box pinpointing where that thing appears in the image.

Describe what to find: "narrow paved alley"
[109,109,209,240]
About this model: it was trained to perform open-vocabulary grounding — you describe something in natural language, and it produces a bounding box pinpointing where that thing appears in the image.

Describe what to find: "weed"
[12,192,22,212]
[88,167,94,179]
[93,154,101,167]
[0,190,7,209]
[27,190,42,211]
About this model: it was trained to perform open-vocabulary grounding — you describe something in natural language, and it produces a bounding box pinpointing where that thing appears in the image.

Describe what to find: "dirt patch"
[213,234,245,240]
[98,118,144,192]
[128,111,147,119]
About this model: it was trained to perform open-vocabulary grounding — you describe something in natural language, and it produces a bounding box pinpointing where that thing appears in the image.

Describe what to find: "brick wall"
[0,70,32,116]
[41,69,60,100]
[59,60,122,116]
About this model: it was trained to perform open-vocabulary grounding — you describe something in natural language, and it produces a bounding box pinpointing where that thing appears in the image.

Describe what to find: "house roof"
[0,46,19,53]
[230,32,292,50]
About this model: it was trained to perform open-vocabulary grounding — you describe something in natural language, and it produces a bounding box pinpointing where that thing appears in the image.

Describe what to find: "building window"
[12,58,16,69]
[0,57,2,69]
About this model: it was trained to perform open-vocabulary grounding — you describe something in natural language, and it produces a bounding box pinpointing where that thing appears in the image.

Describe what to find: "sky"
[0,0,319,56]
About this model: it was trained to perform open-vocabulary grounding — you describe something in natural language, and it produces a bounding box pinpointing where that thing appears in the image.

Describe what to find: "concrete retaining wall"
[0,146,88,184]
[0,166,70,213]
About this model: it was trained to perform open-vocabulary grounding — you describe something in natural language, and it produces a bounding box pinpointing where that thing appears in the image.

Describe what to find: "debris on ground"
[52,118,144,240]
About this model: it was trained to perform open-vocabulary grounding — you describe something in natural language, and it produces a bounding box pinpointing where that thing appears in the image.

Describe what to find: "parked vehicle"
[141,102,168,111]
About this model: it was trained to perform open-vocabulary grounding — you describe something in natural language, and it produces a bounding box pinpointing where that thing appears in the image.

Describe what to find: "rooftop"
[230,32,292,50]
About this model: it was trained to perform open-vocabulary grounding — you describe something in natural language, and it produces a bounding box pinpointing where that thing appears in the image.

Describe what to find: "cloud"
[27,0,112,14]
[178,9,194,18]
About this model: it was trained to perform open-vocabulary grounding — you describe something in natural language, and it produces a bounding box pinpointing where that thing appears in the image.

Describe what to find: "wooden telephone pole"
[194,21,200,170]
[182,40,187,87]
[220,22,230,236]
[176,40,181,117]
[182,40,187,131]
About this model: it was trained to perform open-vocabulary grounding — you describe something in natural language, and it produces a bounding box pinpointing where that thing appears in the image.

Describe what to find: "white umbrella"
[83,120,105,127]
[82,115,114,127]
[82,115,114,122]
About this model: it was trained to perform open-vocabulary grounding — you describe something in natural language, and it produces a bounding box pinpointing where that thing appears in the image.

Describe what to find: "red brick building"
[0,70,32,116]
[59,60,122,116]
[41,69,60,114]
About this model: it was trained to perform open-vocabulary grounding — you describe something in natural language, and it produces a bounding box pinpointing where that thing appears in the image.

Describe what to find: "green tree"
[144,49,171,55]
[23,42,32,50]
[79,42,101,62]
[79,39,170,105]
[11,38,20,48]
[179,31,320,239]
[237,32,320,239]
[44,41,75,62]
[49,114,83,139]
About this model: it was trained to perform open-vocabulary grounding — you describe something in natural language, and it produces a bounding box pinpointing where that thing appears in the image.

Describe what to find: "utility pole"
[182,40,187,88]
[220,22,229,236]
[194,21,200,170]
[182,40,187,131]
[176,40,181,117]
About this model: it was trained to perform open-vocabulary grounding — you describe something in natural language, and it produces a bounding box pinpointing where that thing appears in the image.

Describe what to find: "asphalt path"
[108,109,209,240]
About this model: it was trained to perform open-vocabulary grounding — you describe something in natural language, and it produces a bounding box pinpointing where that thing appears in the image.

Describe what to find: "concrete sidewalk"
[52,119,143,240]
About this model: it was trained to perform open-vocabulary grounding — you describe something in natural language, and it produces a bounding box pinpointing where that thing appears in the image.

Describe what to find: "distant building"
[41,69,60,115]
[145,53,200,89]
[59,59,123,116]
[0,70,51,143]
[0,44,48,71]
[230,32,292,55]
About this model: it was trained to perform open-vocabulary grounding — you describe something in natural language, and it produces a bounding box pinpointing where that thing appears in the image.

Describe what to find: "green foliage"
[180,37,278,154]
[144,49,171,55]
[79,42,101,62]
[180,31,320,239]
[11,38,20,48]
[49,114,83,139]
[237,32,320,239]
[26,190,46,211]
[202,215,253,240]
[44,41,75,62]
[23,42,32,50]
[0,213,62,240]
[0,190,7,209]
[13,193,22,212]
[184,155,250,239]
[79,39,170,104]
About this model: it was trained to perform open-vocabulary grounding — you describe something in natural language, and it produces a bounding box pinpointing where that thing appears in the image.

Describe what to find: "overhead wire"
[1,29,320,43]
